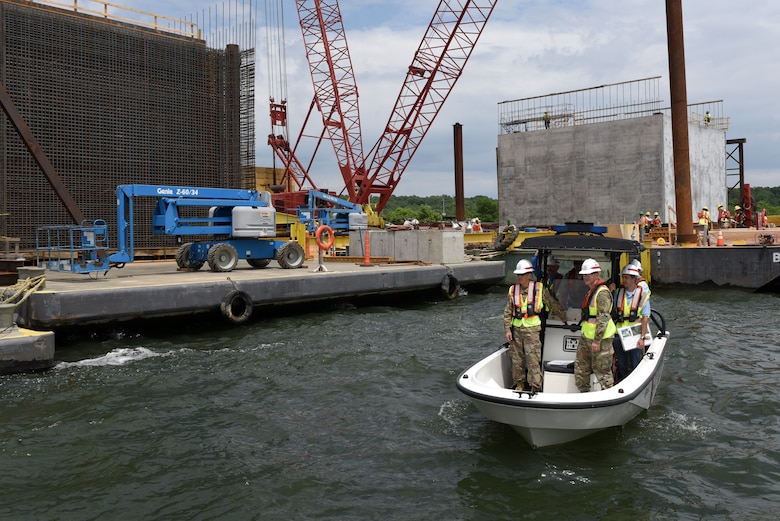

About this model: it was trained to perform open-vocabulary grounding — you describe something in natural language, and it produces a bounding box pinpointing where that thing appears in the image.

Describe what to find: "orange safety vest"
[510,281,544,328]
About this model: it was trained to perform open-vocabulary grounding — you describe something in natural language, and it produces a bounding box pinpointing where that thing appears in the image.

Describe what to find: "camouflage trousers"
[508,326,543,391]
[575,335,615,392]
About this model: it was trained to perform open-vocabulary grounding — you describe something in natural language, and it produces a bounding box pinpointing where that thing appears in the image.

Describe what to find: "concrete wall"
[497,114,726,227]
[349,230,465,264]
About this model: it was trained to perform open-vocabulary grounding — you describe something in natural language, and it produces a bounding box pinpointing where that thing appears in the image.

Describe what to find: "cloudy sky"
[92,0,779,197]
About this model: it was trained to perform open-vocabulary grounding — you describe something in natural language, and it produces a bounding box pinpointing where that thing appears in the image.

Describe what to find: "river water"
[1,284,778,520]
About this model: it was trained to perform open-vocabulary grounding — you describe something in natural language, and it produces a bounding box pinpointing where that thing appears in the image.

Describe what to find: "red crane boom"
[273,0,496,213]
[358,0,497,212]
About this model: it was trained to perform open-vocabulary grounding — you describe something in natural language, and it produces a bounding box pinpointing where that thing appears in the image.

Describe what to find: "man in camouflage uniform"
[575,258,616,392]
[503,259,567,392]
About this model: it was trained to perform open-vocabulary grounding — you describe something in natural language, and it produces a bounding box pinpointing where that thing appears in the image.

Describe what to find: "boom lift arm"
[108,184,305,271]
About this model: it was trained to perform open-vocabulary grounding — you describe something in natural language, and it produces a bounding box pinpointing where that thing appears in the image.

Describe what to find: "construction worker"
[651,211,661,228]
[503,259,567,393]
[704,110,712,126]
[543,110,550,129]
[575,258,616,392]
[734,205,746,227]
[637,212,648,241]
[697,206,711,228]
[612,263,651,381]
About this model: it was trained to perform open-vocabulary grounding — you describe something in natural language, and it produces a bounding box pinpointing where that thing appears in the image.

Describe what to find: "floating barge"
[13,258,505,331]
[480,225,780,291]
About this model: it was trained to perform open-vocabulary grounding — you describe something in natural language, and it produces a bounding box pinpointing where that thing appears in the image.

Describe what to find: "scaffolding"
[498,76,728,134]
[0,0,257,251]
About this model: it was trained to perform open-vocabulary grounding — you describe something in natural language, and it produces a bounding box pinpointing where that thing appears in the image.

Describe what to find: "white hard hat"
[513,259,534,275]
[579,258,601,275]
[621,264,641,277]
[630,258,643,272]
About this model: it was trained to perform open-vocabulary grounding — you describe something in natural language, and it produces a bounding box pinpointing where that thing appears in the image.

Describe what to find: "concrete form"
[497,113,726,228]
[0,0,255,249]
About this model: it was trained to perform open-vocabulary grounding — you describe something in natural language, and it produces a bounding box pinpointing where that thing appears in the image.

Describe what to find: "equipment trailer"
[108,184,305,272]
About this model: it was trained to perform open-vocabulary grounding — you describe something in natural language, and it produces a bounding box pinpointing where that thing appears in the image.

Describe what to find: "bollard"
[0,303,15,329]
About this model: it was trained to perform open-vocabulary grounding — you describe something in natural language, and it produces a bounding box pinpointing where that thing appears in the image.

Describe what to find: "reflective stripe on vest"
[511,281,543,328]
[581,284,617,339]
[615,286,643,327]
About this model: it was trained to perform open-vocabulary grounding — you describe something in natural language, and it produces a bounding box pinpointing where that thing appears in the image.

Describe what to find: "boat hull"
[457,337,667,448]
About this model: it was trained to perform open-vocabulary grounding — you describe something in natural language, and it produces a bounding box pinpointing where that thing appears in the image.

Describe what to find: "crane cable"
[264,0,288,119]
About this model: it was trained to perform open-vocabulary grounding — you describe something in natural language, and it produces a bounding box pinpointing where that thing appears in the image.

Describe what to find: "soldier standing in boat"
[503,259,567,393]
[575,258,616,392]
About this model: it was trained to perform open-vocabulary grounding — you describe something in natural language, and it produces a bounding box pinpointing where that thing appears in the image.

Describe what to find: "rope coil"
[0,274,46,308]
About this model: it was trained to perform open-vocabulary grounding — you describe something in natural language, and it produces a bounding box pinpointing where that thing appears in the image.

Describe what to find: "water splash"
[55,347,164,369]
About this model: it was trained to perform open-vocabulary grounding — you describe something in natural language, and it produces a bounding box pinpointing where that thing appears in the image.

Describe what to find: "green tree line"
[727,186,780,215]
[380,194,498,223]
[377,186,780,225]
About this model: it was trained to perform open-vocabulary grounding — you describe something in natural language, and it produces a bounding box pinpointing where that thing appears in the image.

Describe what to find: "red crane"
[268,0,497,213]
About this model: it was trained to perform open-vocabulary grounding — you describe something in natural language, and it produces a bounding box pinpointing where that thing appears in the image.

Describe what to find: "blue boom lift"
[37,184,306,274]
[108,184,305,272]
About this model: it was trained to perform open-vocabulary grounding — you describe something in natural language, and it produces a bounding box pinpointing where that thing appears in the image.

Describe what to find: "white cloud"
[83,0,780,195]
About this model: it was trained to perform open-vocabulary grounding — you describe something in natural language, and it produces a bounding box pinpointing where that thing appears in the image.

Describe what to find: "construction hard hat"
[645,212,651,216]
[621,264,641,277]
[702,206,709,211]
[630,258,644,272]
[735,205,741,210]
[579,258,601,275]
[513,259,534,275]
[654,211,659,216]
[546,255,559,266]
[717,204,723,209]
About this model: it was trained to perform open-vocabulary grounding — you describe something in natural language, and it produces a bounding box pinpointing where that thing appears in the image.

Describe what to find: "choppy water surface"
[1,286,778,520]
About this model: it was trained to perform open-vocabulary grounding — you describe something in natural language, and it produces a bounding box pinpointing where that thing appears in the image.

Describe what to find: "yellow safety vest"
[581,284,617,339]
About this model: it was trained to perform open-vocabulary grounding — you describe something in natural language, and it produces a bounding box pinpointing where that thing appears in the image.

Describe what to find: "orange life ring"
[315,225,335,250]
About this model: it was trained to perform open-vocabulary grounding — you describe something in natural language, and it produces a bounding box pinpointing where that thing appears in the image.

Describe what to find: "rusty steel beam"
[0,82,87,225]
[665,0,695,244]
[453,123,465,221]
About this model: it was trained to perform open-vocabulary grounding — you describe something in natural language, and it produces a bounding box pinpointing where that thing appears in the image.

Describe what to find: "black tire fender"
[220,290,253,324]
[494,225,519,251]
[441,273,460,300]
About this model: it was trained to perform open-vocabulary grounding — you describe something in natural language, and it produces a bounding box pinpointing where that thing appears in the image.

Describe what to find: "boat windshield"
[543,252,613,311]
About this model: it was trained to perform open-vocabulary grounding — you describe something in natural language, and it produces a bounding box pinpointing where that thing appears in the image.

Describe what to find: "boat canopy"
[520,223,644,255]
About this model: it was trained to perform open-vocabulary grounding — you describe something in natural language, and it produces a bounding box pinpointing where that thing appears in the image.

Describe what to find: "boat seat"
[543,360,574,374]
[543,360,577,393]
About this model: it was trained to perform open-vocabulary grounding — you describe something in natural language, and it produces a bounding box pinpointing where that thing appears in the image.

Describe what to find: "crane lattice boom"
[359,0,497,212]
[272,0,496,214]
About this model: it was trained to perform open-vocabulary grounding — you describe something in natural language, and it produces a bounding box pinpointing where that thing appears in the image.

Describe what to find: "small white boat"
[457,224,671,448]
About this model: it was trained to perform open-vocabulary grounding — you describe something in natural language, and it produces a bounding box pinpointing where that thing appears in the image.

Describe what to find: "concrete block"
[349,230,393,258]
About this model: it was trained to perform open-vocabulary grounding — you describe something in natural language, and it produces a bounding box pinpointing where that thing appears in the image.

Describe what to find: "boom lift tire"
[277,241,305,269]
[175,242,204,270]
[208,243,239,272]
[247,258,272,268]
